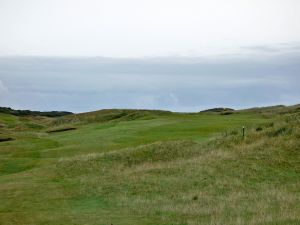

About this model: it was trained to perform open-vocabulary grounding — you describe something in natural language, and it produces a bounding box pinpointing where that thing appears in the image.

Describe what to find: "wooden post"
[242,126,245,138]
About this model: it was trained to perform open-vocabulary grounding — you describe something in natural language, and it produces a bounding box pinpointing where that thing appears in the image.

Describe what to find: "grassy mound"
[57,140,197,175]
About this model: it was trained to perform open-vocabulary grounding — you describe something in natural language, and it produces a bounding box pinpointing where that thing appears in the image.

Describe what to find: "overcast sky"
[1,0,300,57]
[0,0,299,112]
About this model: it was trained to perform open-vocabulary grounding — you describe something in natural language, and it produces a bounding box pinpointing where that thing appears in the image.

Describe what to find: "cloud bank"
[0,51,299,112]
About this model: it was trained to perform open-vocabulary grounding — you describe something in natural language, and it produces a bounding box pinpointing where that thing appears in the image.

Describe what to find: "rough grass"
[0,106,299,224]
[54,110,300,225]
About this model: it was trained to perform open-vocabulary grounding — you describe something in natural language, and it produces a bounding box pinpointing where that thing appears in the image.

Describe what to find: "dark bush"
[256,127,263,132]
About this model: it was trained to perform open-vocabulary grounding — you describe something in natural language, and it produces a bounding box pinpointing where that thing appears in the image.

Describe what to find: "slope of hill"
[0,105,299,225]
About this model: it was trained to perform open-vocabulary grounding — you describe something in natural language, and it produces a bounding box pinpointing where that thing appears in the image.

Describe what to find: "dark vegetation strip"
[0,137,14,142]
[47,127,77,133]
[200,107,234,113]
[0,107,73,117]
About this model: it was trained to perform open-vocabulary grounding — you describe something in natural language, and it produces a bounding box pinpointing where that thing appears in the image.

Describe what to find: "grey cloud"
[241,45,280,53]
[0,80,7,92]
[239,43,300,57]
[0,79,9,107]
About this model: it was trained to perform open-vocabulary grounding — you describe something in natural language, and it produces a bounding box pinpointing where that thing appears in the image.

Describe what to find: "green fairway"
[0,106,299,224]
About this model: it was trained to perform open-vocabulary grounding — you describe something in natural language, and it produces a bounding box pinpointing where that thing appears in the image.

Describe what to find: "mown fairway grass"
[0,107,299,225]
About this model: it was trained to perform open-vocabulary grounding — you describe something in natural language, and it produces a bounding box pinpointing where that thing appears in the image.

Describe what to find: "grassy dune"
[0,106,299,224]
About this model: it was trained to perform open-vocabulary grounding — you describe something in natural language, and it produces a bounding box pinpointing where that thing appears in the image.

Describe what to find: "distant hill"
[52,109,172,125]
[0,107,73,117]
